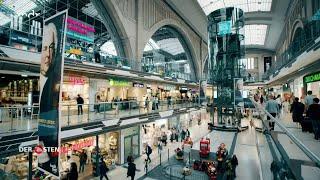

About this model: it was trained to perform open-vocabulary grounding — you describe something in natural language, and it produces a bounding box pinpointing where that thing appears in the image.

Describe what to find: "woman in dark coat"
[67,162,78,180]
[290,97,305,124]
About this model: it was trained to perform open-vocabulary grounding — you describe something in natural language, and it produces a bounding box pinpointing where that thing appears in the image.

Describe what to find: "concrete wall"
[102,0,208,80]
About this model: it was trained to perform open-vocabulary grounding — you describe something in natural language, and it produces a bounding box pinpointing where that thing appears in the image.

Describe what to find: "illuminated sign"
[109,79,131,87]
[69,76,85,85]
[66,17,94,43]
[218,21,232,36]
[133,83,144,88]
[304,71,320,83]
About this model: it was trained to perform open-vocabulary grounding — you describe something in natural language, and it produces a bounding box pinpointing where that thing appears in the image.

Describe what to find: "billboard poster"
[234,78,244,107]
[38,10,68,177]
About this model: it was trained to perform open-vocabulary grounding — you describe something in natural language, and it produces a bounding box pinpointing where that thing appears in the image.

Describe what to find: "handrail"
[251,99,320,167]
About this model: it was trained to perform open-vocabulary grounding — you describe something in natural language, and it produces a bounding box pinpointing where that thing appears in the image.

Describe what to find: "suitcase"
[301,117,313,133]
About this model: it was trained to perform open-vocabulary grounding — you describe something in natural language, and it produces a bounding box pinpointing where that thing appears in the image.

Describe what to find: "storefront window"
[0,153,36,179]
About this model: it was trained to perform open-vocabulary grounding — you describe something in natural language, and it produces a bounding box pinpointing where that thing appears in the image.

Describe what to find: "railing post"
[129,101,131,115]
[160,151,162,166]
[67,105,70,126]
[168,148,169,162]
[104,103,106,120]
[87,104,90,122]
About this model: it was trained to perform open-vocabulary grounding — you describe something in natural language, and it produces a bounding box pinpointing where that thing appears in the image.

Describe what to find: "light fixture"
[21,74,28,77]
[1,76,5,78]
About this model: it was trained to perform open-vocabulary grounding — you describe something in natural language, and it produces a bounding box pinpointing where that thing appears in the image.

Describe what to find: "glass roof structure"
[100,41,117,56]
[156,38,185,56]
[244,24,268,45]
[0,0,37,25]
[198,0,272,15]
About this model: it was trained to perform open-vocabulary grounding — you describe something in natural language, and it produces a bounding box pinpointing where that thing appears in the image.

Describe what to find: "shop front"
[60,131,120,175]
[141,118,169,149]
[304,71,320,98]
[121,126,140,164]
[0,152,36,179]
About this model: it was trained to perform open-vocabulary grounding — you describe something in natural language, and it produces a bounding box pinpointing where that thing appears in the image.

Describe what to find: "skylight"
[156,38,185,55]
[0,0,37,25]
[144,39,160,52]
[244,24,268,45]
[100,41,117,56]
[197,0,272,15]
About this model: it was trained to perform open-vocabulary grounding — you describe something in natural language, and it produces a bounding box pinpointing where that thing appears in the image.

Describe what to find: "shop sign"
[180,87,188,91]
[304,71,320,83]
[66,17,95,43]
[69,76,85,85]
[11,34,32,44]
[109,79,131,87]
[133,82,144,88]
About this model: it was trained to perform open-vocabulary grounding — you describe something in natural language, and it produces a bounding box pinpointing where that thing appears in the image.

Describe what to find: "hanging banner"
[234,78,244,107]
[38,10,68,177]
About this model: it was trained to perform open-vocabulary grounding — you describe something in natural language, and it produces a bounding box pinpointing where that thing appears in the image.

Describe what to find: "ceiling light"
[21,74,28,77]
[1,76,5,78]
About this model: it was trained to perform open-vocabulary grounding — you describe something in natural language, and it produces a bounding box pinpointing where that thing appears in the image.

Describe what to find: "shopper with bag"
[307,98,320,140]
[99,158,109,180]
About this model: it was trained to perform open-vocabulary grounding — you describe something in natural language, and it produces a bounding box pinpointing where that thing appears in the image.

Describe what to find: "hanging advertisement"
[234,78,244,107]
[38,10,68,177]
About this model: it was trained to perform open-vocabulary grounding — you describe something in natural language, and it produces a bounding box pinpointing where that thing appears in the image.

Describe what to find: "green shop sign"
[109,79,131,87]
[304,72,320,83]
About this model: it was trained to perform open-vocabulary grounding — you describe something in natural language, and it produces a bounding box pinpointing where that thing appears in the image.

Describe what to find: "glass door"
[132,135,139,158]
[124,136,132,163]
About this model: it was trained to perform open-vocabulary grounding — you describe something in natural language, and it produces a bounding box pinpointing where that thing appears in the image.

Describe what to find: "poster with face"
[234,78,244,107]
[38,10,68,177]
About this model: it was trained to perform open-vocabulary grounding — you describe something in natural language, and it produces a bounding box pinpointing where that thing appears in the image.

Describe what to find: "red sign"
[69,76,85,85]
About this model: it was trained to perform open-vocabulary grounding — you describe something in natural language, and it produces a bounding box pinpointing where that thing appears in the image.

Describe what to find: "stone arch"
[139,18,200,80]
[93,0,133,59]
[290,19,304,43]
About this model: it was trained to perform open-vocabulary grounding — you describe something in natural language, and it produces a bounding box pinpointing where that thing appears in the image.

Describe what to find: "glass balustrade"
[0,98,204,134]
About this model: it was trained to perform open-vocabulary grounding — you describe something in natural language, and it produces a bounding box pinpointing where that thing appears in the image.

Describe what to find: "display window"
[98,131,120,167]
[61,75,89,104]
[0,153,37,179]
[141,119,168,149]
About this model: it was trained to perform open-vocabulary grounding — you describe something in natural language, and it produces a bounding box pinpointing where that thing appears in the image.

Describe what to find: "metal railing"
[0,98,204,134]
[251,99,320,179]
[264,20,320,79]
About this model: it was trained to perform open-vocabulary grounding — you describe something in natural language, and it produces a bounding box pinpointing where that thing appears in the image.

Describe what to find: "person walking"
[99,158,109,180]
[145,144,152,163]
[127,159,136,180]
[79,150,87,173]
[67,162,78,180]
[265,94,280,130]
[307,98,320,140]
[155,96,159,110]
[186,129,190,137]
[290,97,305,126]
[95,95,101,113]
[181,129,186,142]
[231,155,238,177]
[157,140,162,154]
[275,94,282,112]
[145,97,149,111]
[76,94,84,115]
[305,91,314,110]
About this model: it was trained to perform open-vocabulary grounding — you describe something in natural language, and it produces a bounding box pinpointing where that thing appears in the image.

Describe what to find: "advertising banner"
[38,10,68,177]
[234,78,244,107]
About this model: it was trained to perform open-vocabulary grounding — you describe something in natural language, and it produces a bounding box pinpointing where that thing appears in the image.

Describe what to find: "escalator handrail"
[251,99,320,167]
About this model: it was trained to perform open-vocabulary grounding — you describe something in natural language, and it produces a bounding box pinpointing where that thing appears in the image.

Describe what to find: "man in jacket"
[265,94,280,130]
[290,97,305,125]
[305,91,314,110]
[99,158,109,180]
[77,94,84,115]
[307,98,320,140]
